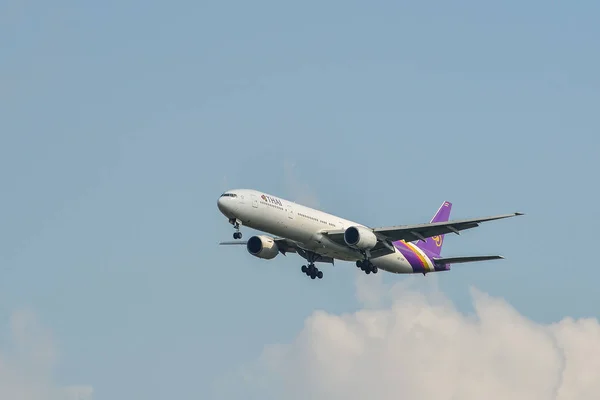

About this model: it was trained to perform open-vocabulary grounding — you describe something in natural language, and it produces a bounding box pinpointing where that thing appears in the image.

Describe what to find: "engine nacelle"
[246,235,280,259]
[344,226,378,250]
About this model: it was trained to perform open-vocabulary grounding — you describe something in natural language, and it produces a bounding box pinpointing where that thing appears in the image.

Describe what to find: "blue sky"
[1,1,599,399]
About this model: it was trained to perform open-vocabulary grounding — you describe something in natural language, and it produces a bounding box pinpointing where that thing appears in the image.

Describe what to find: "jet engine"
[344,226,378,250]
[246,235,279,259]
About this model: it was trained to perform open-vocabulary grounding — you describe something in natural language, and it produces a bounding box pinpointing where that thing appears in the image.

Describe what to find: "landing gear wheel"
[302,263,322,280]
[358,259,374,274]
[358,259,375,275]
[230,218,242,239]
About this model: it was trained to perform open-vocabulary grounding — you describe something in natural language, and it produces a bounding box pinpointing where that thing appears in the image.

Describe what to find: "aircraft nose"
[217,195,236,218]
[217,196,227,214]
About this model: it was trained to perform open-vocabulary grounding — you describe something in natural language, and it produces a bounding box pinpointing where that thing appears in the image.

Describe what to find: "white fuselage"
[217,189,415,273]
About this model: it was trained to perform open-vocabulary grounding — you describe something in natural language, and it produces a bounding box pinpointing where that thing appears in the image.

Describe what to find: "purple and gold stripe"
[394,240,431,273]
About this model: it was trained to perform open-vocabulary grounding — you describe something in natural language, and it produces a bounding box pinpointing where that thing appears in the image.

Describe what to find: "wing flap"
[273,238,299,254]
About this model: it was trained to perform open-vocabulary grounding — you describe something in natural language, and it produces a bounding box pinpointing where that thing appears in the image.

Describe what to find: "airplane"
[217,189,523,280]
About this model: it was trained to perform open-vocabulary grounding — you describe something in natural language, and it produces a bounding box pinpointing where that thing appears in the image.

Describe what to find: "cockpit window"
[220,193,237,198]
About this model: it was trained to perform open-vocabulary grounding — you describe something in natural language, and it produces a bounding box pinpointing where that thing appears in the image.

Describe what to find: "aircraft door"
[251,194,258,208]
[288,204,294,219]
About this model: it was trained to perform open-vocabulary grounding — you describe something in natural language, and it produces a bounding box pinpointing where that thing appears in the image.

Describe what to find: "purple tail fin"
[415,201,452,257]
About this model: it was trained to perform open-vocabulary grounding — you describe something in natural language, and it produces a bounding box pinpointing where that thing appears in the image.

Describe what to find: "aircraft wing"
[321,229,397,258]
[321,212,523,253]
[219,237,334,263]
[219,237,299,254]
[371,212,524,243]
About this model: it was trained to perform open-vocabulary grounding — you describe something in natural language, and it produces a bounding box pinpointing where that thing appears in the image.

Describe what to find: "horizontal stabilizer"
[433,255,504,264]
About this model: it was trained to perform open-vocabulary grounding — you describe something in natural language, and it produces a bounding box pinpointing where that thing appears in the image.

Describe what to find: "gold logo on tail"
[432,235,443,247]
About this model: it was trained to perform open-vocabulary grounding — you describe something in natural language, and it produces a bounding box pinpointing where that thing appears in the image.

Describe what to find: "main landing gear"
[356,259,378,274]
[297,249,325,280]
[230,218,242,239]
[301,264,323,280]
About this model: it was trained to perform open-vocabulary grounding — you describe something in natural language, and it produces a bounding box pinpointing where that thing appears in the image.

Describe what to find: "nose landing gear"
[229,218,242,239]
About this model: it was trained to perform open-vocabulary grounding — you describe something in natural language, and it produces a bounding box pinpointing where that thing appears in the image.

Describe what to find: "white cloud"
[0,309,93,400]
[244,273,600,400]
